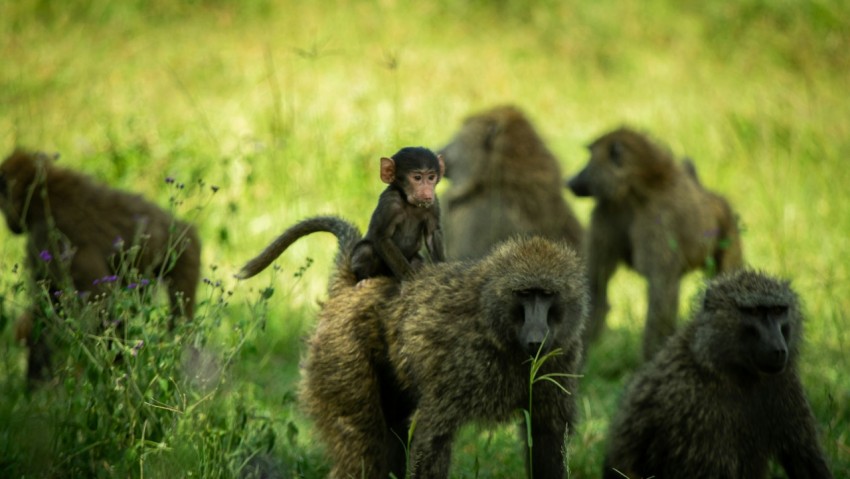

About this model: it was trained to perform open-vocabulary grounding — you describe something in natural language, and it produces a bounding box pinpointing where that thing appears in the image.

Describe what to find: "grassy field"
[1,0,848,477]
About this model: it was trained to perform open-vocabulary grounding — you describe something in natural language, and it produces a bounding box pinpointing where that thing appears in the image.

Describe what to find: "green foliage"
[1,0,849,476]
[0,187,305,478]
[522,343,579,477]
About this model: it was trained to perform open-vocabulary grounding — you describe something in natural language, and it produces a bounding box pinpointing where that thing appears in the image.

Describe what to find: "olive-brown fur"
[439,105,584,260]
[603,270,832,479]
[294,219,587,478]
[567,128,743,360]
[0,148,201,380]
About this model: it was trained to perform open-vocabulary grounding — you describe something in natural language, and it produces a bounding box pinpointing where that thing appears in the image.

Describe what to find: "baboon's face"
[509,288,567,356]
[439,115,495,184]
[567,136,632,202]
[0,151,51,235]
[0,170,24,234]
[737,304,791,375]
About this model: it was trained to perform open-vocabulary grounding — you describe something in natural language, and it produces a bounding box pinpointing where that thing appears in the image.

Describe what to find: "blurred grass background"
[1,0,848,476]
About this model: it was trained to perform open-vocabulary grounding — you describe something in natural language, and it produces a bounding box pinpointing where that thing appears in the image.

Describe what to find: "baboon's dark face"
[0,150,57,235]
[567,136,632,202]
[510,288,566,356]
[0,168,26,234]
[438,115,493,183]
[738,304,791,375]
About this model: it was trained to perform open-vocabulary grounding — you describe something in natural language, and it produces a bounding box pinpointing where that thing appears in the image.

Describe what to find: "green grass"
[1,0,849,476]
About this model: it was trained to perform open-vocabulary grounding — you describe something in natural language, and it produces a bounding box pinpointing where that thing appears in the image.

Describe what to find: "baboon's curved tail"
[237,216,362,281]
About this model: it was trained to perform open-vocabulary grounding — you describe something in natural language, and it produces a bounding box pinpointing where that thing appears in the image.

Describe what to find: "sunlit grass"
[1,0,848,476]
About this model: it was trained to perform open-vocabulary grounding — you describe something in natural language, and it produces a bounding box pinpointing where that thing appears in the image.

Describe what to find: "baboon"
[603,270,832,478]
[438,105,584,260]
[567,127,743,360]
[350,146,445,281]
[240,215,587,478]
[0,148,201,380]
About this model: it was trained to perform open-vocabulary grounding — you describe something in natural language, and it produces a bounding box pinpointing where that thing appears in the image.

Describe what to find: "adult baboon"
[567,127,743,360]
[602,270,832,479]
[439,105,584,260]
[0,148,201,380]
[238,216,588,478]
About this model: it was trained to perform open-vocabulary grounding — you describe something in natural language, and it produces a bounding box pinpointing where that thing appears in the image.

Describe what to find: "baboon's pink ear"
[437,154,445,177]
[380,157,396,184]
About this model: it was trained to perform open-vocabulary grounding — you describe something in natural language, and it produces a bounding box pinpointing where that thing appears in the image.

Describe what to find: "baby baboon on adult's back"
[603,270,832,478]
[439,105,584,260]
[567,127,743,360]
[304,233,588,479]
[242,215,588,478]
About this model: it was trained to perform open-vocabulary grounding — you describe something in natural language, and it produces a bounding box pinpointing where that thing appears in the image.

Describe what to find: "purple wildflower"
[210,185,220,193]
[165,176,175,184]
[93,274,119,286]
[39,250,53,262]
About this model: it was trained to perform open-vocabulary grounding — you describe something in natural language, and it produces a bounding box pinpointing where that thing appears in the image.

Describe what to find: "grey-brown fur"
[0,148,201,381]
[439,105,584,260]
[602,270,832,479]
[292,216,587,478]
[567,128,743,360]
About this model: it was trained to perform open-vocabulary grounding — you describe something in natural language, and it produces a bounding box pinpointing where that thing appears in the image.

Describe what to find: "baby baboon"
[0,148,201,380]
[281,216,587,478]
[438,105,584,260]
[351,146,445,281]
[567,128,743,360]
[603,270,832,479]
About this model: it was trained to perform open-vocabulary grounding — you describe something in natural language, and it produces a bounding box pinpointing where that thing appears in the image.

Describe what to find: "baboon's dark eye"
[484,121,499,151]
[742,324,759,338]
[610,141,624,166]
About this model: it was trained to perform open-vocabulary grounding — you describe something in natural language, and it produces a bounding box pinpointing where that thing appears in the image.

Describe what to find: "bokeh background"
[1,0,848,476]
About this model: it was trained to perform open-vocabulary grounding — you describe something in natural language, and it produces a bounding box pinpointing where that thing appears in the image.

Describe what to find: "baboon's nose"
[757,347,788,374]
[566,175,591,197]
[527,341,544,355]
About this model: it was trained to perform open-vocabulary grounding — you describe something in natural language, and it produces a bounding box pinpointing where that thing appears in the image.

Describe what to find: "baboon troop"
[603,270,832,478]
[0,148,201,380]
[567,127,744,360]
[350,146,445,282]
[438,105,584,260]
[1,106,836,477]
